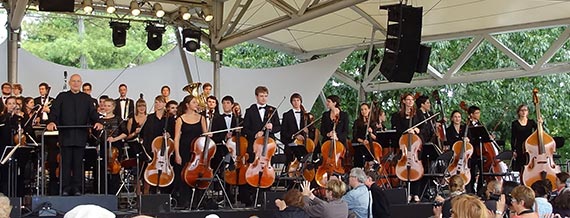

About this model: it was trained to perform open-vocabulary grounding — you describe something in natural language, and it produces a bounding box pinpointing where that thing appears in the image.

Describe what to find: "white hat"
[64,205,115,218]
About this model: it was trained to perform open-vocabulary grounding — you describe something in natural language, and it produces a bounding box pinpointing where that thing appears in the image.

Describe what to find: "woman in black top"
[446,110,466,146]
[510,104,537,172]
[352,103,375,168]
[319,95,349,147]
[100,98,128,194]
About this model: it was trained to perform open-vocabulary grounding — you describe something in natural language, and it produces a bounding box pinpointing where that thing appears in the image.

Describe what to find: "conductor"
[46,74,103,196]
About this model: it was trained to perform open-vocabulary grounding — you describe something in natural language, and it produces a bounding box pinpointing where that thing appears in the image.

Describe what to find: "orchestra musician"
[320,95,349,149]
[202,96,219,128]
[446,110,466,145]
[510,104,538,172]
[391,93,423,202]
[373,108,392,151]
[242,86,281,207]
[166,100,178,118]
[33,82,53,124]
[466,105,483,195]
[352,103,376,168]
[281,93,316,174]
[82,83,98,109]
[139,95,174,194]
[47,74,103,196]
[126,98,147,159]
[0,96,25,196]
[98,95,109,116]
[114,84,135,121]
[12,84,22,98]
[173,95,207,209]
[99,98,128,194]
[211,96,238,172]
[1,82,11,104]
[161,85,171,102]
[415,95,439,160]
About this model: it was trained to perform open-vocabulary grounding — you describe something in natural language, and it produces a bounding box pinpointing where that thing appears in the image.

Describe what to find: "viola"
[315,113,345,187]
[225,127,249,186]
[522,88,560,188]
[184,112,216,189]
[448,123,473,184]
[395,110,424,182]
[144,132,175,187]
[245,107,277,188]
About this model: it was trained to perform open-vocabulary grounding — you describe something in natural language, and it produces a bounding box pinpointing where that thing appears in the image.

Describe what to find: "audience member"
[342,168,371,218]
[274,189,309,218]
[552,188,570,217]
[0,193,12,218]
[437,175,466,218]
[531,180,552,217]
[301,180,348,218]
[510,185,539,218]
[364,172,390,218]
[484,179,502,213]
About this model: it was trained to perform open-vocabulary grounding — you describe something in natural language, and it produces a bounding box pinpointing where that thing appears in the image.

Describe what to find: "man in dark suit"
[281,93,315,166]
[210,96,236,169]
[242,86,281,206]
[114,83,134,121]
[33,82,54,124]
[82,82,98,109]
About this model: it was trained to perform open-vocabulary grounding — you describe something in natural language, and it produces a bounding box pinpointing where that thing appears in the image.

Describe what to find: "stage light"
[82,0,93,13]
[202,7,213,22]
[181,28,201,52]
[146,23,165,51]
[110,21,130,47]
[179,6,191,20]
[105,0,115,13]
[130,0,140,16]
[153,3,165,18]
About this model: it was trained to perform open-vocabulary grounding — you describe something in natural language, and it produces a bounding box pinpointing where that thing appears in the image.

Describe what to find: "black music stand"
[196,154,234,210]
[468,126,491,196]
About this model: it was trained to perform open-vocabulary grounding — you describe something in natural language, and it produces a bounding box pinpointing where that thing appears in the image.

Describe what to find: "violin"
[315,112,345,187]
[288,108,316,182]
[432,90,447,152]
[144,131,175,187]
[448,109,473,184]
[184,111,217,189]
[522,88,560,188]
[395,107,424,182]
[245,106,277,188]
[225,111,249,186]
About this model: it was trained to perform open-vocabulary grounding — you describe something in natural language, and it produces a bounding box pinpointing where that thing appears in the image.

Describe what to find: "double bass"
[522,88,560,188]
[245,107,277,189]
[395,108,424,182]
[448,113,473,184]
[225,110,249,186]
[432,90,447,153]
[144,130,175,187]
[184,110,217,189]
[315,112,345,187]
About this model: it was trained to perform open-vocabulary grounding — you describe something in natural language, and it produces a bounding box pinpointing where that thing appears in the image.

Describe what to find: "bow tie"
[258,106,266,110]
[294,111,301,113]
[120,99,127,101]
[222,114,232,118]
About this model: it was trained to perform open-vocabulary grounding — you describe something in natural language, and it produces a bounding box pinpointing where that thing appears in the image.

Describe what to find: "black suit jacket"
[370,183,391,218]
[48,91,100,147]
[320,110,349,144]
[211,113,238,144]
[114,98,135,120]
[243,104,281,157]
[34,96,55,124]
[281,109,316,146]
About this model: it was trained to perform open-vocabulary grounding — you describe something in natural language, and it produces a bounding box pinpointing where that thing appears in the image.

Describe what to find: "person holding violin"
[281,93,315,170]
[211,96,238,177]
[99,98,129,194]
[0,96,26,196]
[391,93,423,202]
[139,96,175,194]
[34,82,53,125]
[319,95,349,151]
[47,74,103,196]
[202,95,220,128]
[173,95,207,209]
[510,104,538,172]
[351,102,376,168]
[242,86,281,206]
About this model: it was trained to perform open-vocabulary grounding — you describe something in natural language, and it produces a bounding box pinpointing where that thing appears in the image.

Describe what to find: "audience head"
[556,172,569,189]
[552,189,570,210]
[348,168,367,188]
[502,181,519,207]
[449,175,466,194]
[485,179,502,200]
[282,189,304,208]
[531,179,552,199]
[510,185,536,212]
[450,194,488,218]
[0,193,12,218]
[365,171,379,187]
[326,179,347,200]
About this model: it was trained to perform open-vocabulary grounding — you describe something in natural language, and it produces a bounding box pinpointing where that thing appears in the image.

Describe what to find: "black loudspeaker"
[416,44,432,73]
[140,194,170,213]
[31,195,118,213]
[263,191,284,210]
[39,0,74,12]
[383,188,407,205]
[379,4,423,83]
[390,202,433,217]
[9,197,21,218]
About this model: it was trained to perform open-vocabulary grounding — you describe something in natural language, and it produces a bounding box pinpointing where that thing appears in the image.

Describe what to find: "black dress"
[510,119,537,171]
[446,124,466,146]
[174,116,203,208]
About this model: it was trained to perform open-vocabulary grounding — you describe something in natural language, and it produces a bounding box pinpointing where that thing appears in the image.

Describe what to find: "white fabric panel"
[0,40,351,112]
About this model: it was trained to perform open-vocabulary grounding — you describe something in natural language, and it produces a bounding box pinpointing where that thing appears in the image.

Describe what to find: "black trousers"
[60,146,85,192]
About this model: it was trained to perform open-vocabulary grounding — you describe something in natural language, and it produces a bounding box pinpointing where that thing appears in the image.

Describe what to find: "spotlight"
[130,0,140,16]
[146,23,165,51]
[106,0,115,13]
[202,7,213,22]
[179,6,191,20]
[82,0,93,13]
[110,21,130,47]
[153,3,165,18]
[181,28,201,52]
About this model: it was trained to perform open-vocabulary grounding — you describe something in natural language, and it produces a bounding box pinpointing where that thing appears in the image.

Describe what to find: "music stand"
[376,130,398,149]
[2,145,35,197]
[468,126,491,195]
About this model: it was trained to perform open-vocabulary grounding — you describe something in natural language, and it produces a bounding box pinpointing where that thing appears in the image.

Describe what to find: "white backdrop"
[0,40,353,112]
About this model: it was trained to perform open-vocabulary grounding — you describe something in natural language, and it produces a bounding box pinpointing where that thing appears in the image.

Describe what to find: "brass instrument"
[182,82,207,111]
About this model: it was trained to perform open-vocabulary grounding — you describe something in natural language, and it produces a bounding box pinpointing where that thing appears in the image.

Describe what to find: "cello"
[315,112,345,187]
[144,130,175,187]
[395,107,424,182]
[225,110,249,186]
[447,111,473,184]
[183,110,217,189]
[245,106,279,189]
[522,88,560,188]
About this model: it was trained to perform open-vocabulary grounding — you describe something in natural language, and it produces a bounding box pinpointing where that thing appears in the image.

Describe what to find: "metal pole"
[7,27,18,83]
